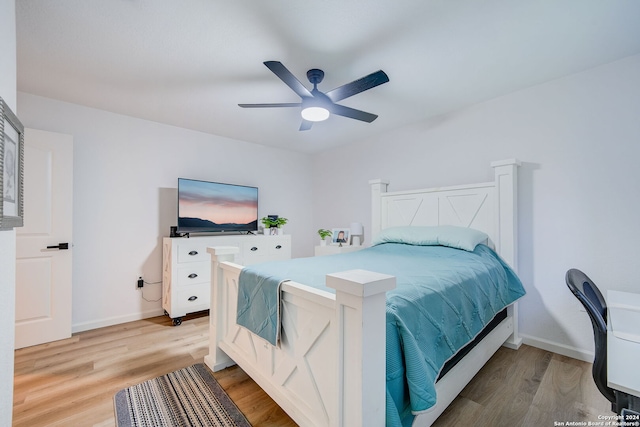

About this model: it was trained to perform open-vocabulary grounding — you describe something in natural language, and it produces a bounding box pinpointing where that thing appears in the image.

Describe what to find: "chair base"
[615,390,640,414]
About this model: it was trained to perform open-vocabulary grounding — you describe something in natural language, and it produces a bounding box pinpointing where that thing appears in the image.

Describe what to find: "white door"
[15,128,73,349]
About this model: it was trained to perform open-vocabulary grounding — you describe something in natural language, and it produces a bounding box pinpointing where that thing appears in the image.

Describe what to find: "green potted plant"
[317,228,332,246]
[261,216,288,235]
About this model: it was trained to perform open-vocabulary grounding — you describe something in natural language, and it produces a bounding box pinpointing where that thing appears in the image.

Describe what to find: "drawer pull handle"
[188,273,198,279]
[46,242,69,250]
[275,245,282,249]
[250,247,258,251]
[188,296,198,301]
[188,250,198,256]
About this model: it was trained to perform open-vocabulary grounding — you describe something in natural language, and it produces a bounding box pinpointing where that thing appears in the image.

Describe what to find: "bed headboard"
[370,159,520,270]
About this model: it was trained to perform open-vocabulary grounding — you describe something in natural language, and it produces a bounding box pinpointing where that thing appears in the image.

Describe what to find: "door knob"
[46,243,69,250]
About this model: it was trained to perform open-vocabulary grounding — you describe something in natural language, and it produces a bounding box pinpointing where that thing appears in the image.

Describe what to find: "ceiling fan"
[239,61,389,131]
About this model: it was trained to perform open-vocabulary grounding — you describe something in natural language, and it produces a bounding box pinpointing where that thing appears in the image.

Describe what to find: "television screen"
[177,178,258,233]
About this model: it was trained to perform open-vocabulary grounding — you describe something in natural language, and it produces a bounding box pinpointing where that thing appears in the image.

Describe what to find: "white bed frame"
[205,159,522,427]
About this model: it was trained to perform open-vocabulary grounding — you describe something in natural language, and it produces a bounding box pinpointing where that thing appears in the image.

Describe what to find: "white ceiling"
[16,0,640,154]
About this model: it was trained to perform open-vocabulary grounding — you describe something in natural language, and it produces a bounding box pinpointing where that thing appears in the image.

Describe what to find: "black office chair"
[565,268,621,412]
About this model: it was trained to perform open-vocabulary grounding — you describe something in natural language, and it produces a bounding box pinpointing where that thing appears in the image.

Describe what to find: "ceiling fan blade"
[325,70,389,103]
[329,104,378,123]
[263,61,313,99]
[238,103,301,108]
[299,120,313,131]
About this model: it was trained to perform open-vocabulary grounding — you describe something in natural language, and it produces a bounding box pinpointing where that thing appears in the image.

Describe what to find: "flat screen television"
[177,178,258,233]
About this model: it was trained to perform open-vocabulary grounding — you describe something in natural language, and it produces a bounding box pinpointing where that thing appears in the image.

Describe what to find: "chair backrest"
[565,268,615,404]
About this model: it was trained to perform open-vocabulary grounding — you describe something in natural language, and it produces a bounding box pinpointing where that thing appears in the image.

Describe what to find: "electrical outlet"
[137,277,144,288]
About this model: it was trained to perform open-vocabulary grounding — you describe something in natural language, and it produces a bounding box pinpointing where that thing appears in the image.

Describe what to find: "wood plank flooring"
[14,313,613,426]
[433,343,613,426]
[13,313,295,427]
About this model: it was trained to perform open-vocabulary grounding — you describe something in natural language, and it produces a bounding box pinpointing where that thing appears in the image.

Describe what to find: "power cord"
[140,279,162,302]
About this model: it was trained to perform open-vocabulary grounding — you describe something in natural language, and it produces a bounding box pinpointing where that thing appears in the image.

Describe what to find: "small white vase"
[320,239,327,246]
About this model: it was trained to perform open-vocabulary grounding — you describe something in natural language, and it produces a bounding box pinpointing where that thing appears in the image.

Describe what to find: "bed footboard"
[205,246,396,427]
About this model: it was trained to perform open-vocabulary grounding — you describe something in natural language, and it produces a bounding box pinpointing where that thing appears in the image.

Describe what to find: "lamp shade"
[350,222,364,236]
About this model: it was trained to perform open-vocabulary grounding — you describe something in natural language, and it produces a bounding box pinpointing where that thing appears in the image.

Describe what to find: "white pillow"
[371,225,488,251]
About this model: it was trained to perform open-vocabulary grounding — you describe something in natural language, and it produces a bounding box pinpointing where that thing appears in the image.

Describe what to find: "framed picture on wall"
[0,96,25,230]
[331,228,350,246]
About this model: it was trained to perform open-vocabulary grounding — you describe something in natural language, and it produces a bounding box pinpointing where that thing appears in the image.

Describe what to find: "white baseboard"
[521,333,593,363]
[72,308,165,333]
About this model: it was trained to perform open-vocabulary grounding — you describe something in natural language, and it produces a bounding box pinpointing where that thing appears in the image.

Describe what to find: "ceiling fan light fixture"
[239,61,389,130]
[301,106,330,122]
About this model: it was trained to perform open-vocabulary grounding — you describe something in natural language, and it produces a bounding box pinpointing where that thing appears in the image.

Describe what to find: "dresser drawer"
[268,239,290,260]
[177,262,210,286]
[242,241,265,265]
[242,237,290,265]
[176,242,210,263]
[176,283,210,313]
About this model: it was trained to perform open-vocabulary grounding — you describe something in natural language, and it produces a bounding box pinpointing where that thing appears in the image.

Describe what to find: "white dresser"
[162,234,291,325]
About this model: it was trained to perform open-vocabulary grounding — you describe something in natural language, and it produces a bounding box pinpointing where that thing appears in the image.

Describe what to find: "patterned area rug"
[114,363,251,427]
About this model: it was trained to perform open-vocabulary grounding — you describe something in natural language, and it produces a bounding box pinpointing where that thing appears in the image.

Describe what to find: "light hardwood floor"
[14,313,613,426]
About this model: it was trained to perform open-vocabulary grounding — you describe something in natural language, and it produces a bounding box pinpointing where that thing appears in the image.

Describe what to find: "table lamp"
[350,222,364,246]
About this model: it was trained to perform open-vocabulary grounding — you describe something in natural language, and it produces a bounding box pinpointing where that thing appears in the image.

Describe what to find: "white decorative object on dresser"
[162,234,291,325]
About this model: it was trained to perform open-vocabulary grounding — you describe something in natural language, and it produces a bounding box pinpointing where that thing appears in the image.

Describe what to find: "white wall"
[0,0,16,423]
[17,93,315,331]
[312,53,640,361]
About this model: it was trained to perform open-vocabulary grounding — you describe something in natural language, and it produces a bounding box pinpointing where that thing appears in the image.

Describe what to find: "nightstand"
[314,245,363,256]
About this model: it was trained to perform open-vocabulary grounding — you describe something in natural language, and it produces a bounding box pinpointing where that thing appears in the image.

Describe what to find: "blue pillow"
[371,225,488,251]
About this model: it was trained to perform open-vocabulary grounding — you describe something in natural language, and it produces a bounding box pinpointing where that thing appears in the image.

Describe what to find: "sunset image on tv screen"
[178,179,258,232]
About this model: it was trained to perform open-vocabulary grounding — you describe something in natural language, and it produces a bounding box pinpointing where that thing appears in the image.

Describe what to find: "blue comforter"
[236,243,525,426]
